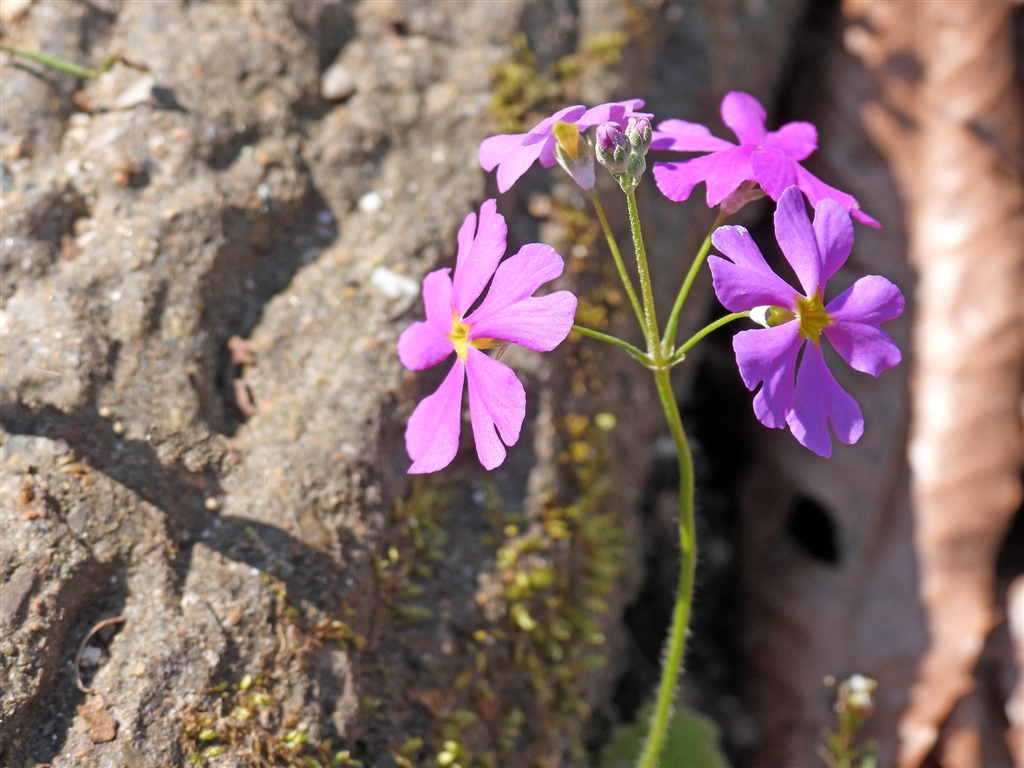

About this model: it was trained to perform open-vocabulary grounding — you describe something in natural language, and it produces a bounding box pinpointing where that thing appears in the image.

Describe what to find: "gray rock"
[321,62,356,101]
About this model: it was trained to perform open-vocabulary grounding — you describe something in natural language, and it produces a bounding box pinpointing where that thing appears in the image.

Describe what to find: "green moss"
[489,30,631,133]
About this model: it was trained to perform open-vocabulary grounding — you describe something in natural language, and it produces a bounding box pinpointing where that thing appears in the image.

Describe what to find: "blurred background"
[0,1,1021,767]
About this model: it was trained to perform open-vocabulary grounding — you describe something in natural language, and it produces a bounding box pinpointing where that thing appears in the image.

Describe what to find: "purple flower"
[398,200,577,473]
[709,186,903,457]
[652,92,879,227]
[479,100,649,193]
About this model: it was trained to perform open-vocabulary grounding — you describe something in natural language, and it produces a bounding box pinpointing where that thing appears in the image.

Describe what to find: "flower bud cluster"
[597,116,653,191]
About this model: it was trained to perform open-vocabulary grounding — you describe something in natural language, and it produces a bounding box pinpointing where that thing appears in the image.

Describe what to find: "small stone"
[370,266,419,299]
[224,610,243,627]
[112,421,125,435]
[321,62,356,101]
[204,496,220,511]
[131,663,145,676]
[67,502,88,535]
[98,406,112,418]
[114,75,156,109]
[79,645,103,667]
[358,191,383,213]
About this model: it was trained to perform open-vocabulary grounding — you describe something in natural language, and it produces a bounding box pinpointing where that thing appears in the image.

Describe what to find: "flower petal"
[774,185,822,296]
[467,242,577,351]
[721,91,767,145]
[577,99,649,128]
[479,132,527,172]
[813,197,854,284]
[538,135,557,168]
[494,139,545,193]
[709,225,799,312]
[452,199,507,314]
[653,145,753,206]
[826,274,905,325]
[793,164,880,228]
[421,268,454,333]
[406,361,465,473]
[473,292,578,352]
[651,119,736,152]
[733,322,802,429]
[824,322,901,377]
[523,105,587,145]
[466,348,526,470]
[763,121,818,160]
[824,275,904,376]
[750,147,799,201]
[786,343,864,457]
[398,321,453,371]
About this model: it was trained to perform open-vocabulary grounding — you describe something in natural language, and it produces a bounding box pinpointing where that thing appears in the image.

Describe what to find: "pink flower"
[479,100,649,193]
[709,186,903,457]
[652,92,879,227]
[398,200,577,473]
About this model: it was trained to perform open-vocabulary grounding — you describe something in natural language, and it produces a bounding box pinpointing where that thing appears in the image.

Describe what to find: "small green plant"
[599,703,728,768]
[819,674,879,768]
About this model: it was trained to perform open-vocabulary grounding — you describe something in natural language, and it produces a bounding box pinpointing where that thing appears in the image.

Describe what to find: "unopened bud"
[626,116,652,156]
[626,151,646,179]
[596,122,629,173]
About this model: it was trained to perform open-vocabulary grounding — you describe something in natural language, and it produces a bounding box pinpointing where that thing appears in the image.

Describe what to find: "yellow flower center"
[795,291,833,345]
[552,121,580,160]
[449,313,497,361]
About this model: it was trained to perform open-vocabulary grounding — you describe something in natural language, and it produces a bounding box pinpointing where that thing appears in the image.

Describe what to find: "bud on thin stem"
[596,122,629,174]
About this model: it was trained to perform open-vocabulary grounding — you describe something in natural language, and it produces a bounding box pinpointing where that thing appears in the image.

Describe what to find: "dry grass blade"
[75,615,126,694]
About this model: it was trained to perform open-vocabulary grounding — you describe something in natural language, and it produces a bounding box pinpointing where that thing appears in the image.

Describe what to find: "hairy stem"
[625,189,660,356]
[637,367,698,768]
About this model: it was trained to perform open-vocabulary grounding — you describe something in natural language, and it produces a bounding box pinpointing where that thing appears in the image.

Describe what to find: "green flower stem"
[590,190,646,337]
[0,45,119,78]
[618,183,694,768]
[570,324,652,367]
[669,312,750,366]
[637,366,698,768]
[624,189,660,357]
[662,209,728,358]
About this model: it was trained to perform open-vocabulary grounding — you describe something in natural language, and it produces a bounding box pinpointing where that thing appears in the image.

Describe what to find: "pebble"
[115,75,156,109]
[358,191,382,213]
[321,62,356,101]
[79,645,103,667]
[370,266,419,299]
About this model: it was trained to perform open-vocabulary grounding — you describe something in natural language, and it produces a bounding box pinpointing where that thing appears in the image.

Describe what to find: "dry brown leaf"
[843,2,1024,766]
[1007,576,1024,767]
